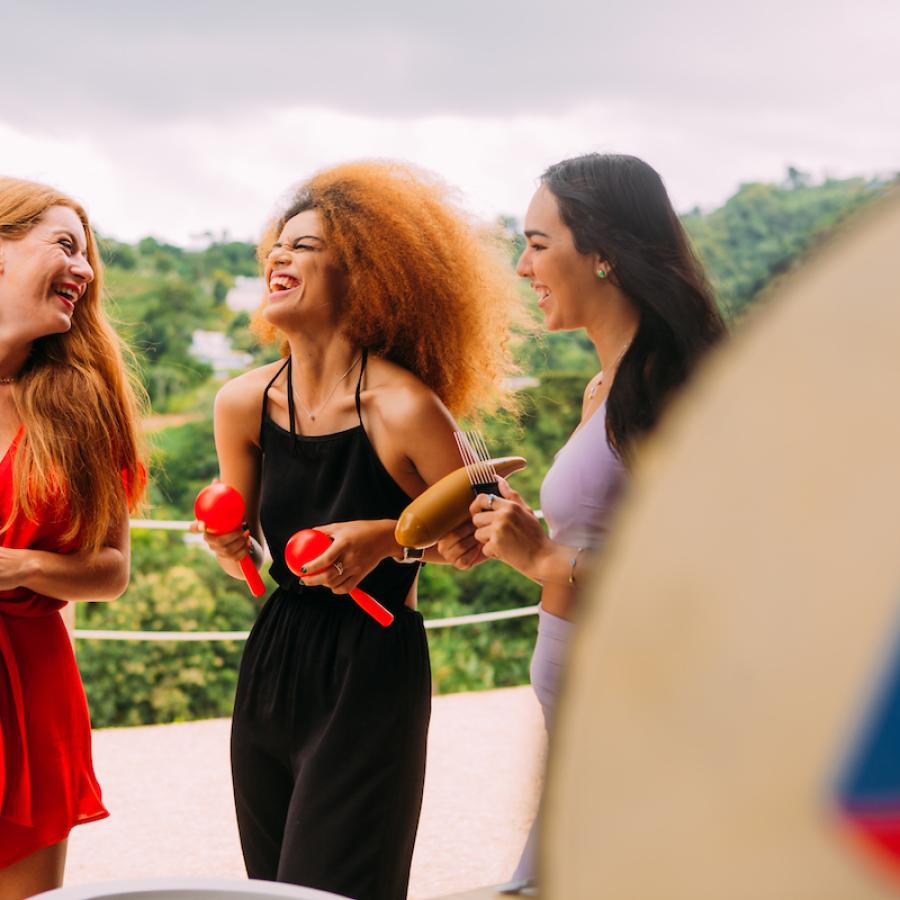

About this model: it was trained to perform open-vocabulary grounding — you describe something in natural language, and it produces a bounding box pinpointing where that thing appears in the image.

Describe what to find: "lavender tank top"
[539,401,626,549]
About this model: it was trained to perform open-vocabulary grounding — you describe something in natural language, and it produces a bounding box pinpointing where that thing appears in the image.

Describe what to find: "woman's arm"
[469,477,587,587]
[195,374,265,580]
[467,376,602,583]
[393,388,485,568]
[0,505,130,601]
[438,376,603,572]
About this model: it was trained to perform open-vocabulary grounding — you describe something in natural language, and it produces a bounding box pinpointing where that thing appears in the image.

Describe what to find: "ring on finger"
[333,560,344,576]
[486,494,495,510]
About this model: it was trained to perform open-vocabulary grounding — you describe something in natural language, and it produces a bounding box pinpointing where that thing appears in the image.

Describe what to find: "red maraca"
[284,528,394,627]
[194,481,266,598]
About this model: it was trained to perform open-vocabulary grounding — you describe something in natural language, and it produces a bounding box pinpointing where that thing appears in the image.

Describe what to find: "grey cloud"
[3,0,897,132]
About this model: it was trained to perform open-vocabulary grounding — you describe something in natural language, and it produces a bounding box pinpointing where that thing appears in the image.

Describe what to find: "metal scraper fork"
[453,429,500,497]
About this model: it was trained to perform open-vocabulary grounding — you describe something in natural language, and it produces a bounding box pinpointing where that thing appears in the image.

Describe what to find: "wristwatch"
[398,546,425,564]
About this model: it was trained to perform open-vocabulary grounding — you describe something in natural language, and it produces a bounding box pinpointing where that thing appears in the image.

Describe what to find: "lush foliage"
[75,171,894,727]
[102,238,258,410]
[78,534,538,726]
[149,416,220,517]
[79,531,271,726]
[683,170,890,318]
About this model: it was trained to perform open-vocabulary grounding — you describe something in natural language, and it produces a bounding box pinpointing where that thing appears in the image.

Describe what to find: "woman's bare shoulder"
[364,356,453,426]
[215,359,286,416]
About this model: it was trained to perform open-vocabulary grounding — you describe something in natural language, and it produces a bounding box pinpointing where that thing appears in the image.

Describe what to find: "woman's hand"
[436,520,487,570]
[0,546,33,592]
[297,520,395,595]
[470,477,550,581]
[191,520,252,565]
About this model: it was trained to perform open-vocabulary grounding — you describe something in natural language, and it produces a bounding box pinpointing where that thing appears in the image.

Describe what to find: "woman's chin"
[542,308,582,334]
[261,303,293,329]
[33,316,74,340]
[543,315,563,333]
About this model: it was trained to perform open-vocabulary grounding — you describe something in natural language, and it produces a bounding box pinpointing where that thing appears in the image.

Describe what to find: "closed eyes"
[56,233,87,256]
[268,237,322,256]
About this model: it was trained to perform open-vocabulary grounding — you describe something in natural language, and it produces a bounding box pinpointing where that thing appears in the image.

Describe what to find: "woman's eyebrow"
[270,234,325,251]
[524,229,550,239]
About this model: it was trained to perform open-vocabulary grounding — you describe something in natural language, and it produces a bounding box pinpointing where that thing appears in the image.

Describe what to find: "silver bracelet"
[568,547,584,585]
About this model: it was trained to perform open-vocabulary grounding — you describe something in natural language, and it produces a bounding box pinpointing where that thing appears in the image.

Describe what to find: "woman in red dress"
[0,178,146,899]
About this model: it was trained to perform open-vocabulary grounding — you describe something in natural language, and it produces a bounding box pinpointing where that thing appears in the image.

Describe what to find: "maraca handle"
[350,588,394,627]
[239,555,266,598]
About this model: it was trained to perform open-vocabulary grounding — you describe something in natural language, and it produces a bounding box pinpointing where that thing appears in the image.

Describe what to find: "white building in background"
[189,331,253,375]
[226,276,265,313]
[189,277,264,375]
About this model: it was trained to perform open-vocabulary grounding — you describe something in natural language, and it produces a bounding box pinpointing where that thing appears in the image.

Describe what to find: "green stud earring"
[597,269,606,279]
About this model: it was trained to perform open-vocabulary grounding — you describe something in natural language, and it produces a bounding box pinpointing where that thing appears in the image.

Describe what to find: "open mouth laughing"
[53,281,82,313]
[532,282,551,307]
[268,273,301,296]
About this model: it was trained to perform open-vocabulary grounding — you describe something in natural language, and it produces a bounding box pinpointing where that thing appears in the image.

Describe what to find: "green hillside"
[78,170,895,727]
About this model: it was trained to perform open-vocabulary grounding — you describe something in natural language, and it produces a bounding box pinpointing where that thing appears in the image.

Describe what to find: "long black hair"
[541,153,726,460]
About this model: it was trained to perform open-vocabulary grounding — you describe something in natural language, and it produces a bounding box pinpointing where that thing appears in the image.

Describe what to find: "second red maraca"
[284,529,394,627]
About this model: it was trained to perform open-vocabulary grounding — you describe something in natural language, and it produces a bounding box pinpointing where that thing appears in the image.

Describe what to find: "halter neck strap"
[355,349,368,422]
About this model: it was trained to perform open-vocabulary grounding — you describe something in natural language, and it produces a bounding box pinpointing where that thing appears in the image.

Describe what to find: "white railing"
[72,519,540,642]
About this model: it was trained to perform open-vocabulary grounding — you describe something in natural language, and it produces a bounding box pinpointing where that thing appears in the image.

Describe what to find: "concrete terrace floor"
[66,686,545,900]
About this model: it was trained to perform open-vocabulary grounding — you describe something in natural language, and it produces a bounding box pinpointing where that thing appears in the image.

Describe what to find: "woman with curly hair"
[198,161,520,900]
[0,178,146,899]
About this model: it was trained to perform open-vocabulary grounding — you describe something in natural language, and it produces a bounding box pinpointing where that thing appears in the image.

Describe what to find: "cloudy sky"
[2,0,897,245]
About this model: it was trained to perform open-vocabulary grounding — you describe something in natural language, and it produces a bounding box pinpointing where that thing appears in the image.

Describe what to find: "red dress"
[0,429,108,868]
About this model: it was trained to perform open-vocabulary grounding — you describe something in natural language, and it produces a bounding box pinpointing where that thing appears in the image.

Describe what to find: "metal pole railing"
[73,520,541,641]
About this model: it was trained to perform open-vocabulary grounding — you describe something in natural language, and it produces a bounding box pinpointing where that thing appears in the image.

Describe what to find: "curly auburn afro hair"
[253,160,524,418]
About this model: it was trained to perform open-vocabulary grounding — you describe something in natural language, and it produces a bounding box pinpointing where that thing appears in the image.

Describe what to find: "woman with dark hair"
[457,153,725,888]
[0,178,147,899]
[196,161,520,900]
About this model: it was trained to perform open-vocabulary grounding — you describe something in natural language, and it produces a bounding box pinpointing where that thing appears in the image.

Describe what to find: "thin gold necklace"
[588,342,631,400]
[292,355,361,421]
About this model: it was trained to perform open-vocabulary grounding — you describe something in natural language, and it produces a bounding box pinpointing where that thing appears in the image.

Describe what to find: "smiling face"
[0,204,93,342]
[262,209,347,331]
[516,185,602,332]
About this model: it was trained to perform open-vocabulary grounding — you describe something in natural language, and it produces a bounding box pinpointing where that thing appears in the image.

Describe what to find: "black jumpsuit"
[231,352,431,900]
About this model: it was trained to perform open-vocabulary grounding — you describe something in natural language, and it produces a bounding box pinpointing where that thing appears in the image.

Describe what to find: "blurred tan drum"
[543,191,900,899]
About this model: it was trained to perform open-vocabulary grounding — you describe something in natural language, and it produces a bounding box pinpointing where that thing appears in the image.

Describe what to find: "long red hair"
[0,177,147,552]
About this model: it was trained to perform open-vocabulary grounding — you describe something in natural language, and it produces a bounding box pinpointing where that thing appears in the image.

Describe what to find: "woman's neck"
[0,339,31,382]
[585,291,640,378]
[285,335,361,402]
